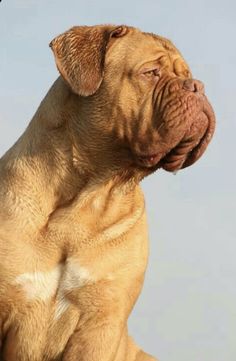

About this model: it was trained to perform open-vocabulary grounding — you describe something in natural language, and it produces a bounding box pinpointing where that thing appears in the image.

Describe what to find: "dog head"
[50,25,215,174]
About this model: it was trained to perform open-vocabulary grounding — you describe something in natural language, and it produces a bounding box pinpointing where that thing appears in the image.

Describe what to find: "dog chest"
[14,258,92,307]
[0,259,93,360]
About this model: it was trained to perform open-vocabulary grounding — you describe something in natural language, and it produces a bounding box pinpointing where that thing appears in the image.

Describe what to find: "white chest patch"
[60,259,91,292]
[15,265,62,301]
[55,259,92,320]
[15,260,92,319]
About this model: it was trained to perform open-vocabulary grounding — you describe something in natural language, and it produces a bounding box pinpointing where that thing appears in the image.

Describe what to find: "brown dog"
[0,25,215,361]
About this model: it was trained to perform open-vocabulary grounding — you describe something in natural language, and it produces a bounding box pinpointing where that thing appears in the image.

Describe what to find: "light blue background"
[1,1,235,361]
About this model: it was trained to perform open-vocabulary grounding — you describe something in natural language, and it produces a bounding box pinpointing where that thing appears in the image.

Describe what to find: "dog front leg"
[62,282,127,361]
[62,314,124,361]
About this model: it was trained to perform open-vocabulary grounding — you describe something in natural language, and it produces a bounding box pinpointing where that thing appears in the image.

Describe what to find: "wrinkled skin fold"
[111,71,215,173]
[150,77,215,172]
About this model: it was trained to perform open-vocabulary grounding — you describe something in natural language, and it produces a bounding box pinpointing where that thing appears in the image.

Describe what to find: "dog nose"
[183,79,205,93]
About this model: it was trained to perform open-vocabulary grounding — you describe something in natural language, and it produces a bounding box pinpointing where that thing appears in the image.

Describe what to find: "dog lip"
[137,153,159,160]
[134,152,162,167]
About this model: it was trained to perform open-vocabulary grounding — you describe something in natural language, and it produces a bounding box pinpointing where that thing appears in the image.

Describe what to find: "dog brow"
[144,32,179,54]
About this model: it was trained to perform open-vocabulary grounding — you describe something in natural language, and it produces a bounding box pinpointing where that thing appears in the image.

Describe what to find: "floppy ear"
[49,25,128,96]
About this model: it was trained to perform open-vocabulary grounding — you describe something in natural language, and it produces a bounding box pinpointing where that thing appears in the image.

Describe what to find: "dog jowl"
[0,25,215,361]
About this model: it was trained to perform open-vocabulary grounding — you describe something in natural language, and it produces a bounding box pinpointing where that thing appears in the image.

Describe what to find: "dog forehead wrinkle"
[145,32,179,53]
[106,33,181,82]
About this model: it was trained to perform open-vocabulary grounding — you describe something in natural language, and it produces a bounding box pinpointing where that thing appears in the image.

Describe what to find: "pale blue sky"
[1,1,236,361]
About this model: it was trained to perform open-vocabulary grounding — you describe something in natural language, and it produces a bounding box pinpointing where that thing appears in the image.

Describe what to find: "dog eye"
[144,68,161,78]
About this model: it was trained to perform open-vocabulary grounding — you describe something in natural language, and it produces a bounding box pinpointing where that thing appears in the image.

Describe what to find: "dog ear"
[49,25,128,96]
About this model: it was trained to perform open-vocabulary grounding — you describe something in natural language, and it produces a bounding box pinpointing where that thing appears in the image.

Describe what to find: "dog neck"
[0,78,143,235]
